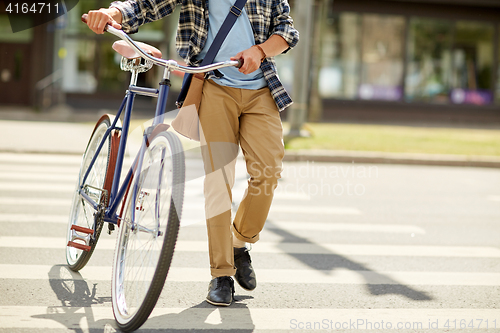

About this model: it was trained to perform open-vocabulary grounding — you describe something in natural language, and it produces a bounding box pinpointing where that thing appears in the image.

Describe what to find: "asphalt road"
[0,150,499,332]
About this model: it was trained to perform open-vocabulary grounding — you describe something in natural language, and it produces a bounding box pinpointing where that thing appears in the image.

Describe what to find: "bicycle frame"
[78,68,173,230]
[74,17,240,236]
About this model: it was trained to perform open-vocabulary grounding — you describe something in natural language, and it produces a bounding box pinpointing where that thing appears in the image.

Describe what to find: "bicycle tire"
[112,129,184,332]
[66,115,120,271]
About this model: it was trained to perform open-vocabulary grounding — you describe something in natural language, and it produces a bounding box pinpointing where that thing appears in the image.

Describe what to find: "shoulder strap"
[200,0,249,66]
[176,0,248,107]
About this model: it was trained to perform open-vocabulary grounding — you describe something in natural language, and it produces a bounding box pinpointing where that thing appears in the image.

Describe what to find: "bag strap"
[200,0,249,66]
[176,0,248,108]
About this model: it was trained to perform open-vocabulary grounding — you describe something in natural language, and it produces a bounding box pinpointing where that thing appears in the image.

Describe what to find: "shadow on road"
[33,265,255,332]
[266,222,432,301]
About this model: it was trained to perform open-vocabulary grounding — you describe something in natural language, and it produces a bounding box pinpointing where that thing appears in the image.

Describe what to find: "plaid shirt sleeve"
[252,0,298,111]
[270,0,299,54]
[110,0,181,34]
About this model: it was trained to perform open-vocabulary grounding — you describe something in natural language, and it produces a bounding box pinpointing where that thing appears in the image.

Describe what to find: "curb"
[283,150,500,169]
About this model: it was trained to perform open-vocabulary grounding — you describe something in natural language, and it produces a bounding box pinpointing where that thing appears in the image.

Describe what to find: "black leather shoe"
[206,276,234,306]
[234,247,256,291]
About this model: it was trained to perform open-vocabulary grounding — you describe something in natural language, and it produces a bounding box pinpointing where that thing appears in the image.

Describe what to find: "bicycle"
[65,14,241,332]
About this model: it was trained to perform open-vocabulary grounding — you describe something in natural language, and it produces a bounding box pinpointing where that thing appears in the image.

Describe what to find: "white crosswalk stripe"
[1,306,498,330]
[0,152,499,332]
[2,264,500,286]
[3,236,500,258]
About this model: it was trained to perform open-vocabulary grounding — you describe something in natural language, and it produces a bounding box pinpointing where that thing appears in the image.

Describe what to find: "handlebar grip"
[81,13,111,32]
[236,59,244,69]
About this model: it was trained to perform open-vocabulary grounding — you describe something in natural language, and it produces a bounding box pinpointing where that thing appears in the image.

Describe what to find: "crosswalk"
[0,151,499,332]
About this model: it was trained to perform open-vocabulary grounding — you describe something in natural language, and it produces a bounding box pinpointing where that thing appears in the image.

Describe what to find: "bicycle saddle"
[112,40,162,59]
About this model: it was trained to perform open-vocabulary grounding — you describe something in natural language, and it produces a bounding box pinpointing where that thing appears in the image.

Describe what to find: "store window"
[450,21,494,105]
[318,12,405,101]
[359,14,405,101]
[405,18,453,103]
[62,0,167,94]
[406,18,494,105]
[496,24,500,104]
[319,12,361,99]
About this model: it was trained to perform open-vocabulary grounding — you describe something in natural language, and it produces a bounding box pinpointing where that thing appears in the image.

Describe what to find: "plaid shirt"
[111,0,299,111]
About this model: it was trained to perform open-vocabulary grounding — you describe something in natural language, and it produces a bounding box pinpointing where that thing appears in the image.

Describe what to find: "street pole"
[286,0,314,139]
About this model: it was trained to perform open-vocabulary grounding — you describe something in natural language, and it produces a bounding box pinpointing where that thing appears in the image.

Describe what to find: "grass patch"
[285,123,500,157]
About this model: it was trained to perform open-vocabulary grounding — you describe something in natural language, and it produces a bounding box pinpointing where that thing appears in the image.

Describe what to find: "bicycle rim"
[112,131,184,331]
[66,117,113,270]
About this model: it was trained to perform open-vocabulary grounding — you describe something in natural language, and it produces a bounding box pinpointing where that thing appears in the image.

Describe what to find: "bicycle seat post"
[120,57,153,86]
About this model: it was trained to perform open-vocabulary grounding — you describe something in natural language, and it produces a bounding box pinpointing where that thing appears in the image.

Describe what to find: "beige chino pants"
[198,79,285,277]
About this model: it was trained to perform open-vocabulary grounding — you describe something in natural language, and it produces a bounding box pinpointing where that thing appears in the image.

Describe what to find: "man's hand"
[86,8,122,34]
[230,45,265,75]
[230,35,289,75]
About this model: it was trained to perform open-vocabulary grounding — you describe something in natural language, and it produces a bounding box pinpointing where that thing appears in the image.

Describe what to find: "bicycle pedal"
[67,241,92,252]
[70,225,95,235]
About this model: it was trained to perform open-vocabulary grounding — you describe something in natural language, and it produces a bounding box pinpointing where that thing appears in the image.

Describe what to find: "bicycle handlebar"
[81,14,242,73]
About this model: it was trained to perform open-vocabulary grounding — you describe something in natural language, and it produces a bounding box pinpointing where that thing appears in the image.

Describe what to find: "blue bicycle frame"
[78,71,172,230]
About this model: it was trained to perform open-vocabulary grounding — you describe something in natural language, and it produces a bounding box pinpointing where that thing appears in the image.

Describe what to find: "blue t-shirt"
[197,0,267,90]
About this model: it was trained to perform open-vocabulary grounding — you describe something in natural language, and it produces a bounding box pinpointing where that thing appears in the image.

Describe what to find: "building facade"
[305,0,500,123]
[1,0,500,124]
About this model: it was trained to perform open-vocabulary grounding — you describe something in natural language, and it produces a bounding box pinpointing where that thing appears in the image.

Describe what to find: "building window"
[62,0,167,95]
[406,18,494,105]
[359,14,405,101]
[450,21,494,105]
[496,24,500,105]
[405,18,454,104]
[319,12,405,101]
[319,12,361,99]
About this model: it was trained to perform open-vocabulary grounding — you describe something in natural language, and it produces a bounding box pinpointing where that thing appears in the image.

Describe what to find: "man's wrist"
[105,7,123,24]
[253,45,267,62]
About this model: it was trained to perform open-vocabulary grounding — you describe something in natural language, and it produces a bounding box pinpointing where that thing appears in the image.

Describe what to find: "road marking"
[0,306,499,330]
[0,172,77,182]
[1,264,499,286]
[2,237,500,258]
[269,205,361,215]
[180,203,361,215]
[0,164,78,174]
[266,221,425,234]
[0,153,82,164]
[181,218,425,234]
[0,213,424,235]
[0,197,71,206]
[0,214,68,223]
[0,182,74,193]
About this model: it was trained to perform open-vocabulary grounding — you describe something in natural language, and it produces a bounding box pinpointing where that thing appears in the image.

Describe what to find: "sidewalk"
[1,108,499,168]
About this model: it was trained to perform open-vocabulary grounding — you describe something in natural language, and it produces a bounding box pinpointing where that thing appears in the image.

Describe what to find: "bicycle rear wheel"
[112,129,184,332]
[66,115,119,271]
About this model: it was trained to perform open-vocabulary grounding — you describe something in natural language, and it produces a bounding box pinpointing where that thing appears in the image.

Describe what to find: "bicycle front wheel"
[112,130,184,332]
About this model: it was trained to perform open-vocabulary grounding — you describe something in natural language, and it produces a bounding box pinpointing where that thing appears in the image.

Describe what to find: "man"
[86,0,299,307]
